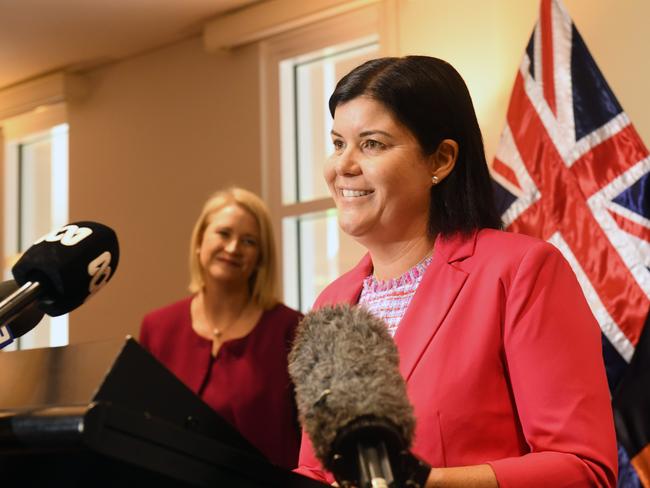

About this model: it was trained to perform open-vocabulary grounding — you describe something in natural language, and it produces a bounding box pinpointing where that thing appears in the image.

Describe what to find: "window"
[280,40,380,310]
[2,104,69,349]
[261,5,382,311]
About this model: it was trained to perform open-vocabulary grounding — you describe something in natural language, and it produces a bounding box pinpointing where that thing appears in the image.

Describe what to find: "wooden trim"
[1,103,67,140]
[0,73,86,122]
[280,198,334,218]
[204,0,379,51]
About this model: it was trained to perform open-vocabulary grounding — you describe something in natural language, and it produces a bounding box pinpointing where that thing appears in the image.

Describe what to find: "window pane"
[16,125,69,349]
[281,40,380,205]
[283,209,366,312]
[19,137,53,247]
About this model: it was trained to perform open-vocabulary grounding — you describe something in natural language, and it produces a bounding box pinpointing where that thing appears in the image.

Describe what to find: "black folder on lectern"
[0,337,326,487]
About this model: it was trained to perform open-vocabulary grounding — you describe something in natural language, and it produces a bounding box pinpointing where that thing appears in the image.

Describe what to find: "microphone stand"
[357,440,394,488]
[330,416,431,488]
[0,281,41,325]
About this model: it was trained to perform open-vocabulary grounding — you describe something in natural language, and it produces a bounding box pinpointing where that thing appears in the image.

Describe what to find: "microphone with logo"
[0,280,46,349]
[288,304,431,488]
[0,222,119,350]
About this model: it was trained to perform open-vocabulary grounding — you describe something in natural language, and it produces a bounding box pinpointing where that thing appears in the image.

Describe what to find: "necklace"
[210,308,244,340]
[212,303,248,341]
[193,293,248,341]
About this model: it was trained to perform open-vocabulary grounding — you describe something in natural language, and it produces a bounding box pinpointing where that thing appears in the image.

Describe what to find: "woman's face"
[198,204,261,288]
[324,97,434,244]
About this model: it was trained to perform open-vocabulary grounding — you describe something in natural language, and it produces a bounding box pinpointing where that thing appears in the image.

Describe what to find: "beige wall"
[395,0,650,163]
[67,37,261,343]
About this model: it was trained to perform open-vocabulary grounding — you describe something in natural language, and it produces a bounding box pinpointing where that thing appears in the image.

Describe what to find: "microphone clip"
[329,416,431,488]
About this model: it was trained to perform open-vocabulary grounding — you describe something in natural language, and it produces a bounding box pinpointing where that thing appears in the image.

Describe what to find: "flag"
[614,313,650,487]
[490,0,650,485]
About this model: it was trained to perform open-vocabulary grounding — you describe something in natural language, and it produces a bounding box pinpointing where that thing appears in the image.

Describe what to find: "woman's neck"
[192,281,262,353]
[366,234,435,281]
[200,281,252,321]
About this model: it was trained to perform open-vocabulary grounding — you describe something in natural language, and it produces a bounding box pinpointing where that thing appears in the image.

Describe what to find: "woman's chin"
[338,219,375,240]
[203,270,249,288]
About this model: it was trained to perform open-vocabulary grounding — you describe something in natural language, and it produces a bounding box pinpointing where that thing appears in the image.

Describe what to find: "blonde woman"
[140,187,302,469]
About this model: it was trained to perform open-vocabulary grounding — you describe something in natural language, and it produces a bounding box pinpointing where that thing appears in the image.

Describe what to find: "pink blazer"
[295,229,617,488]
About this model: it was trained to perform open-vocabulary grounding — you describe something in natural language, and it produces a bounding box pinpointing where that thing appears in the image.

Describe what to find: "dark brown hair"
[329,56,502,236]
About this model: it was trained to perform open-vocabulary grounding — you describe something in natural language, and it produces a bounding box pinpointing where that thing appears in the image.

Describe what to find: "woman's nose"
[224,238,240,253]
[335,147,361,176]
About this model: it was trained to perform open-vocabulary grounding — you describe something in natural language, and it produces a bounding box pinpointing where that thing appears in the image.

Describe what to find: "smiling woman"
[325,97,454,270]
[196,204,262,295]
[294,56,618,488]
[139,187,303,470]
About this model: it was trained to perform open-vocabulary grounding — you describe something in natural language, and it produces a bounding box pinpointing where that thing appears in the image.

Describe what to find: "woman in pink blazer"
[294,56,617,487]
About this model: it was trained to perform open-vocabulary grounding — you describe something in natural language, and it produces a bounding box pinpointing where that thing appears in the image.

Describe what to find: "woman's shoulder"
[474,228,563,260]
[263,302,303,327]
[139,296,194,349]
[256,303,303,345]
[142,296,193,327]
[476,227,546,246]
[313,253,373,308]
[468,228,571,281]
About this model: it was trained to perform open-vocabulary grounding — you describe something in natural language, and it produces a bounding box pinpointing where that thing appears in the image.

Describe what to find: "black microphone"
[0,221,119,330]
[0,280,45,349]
[288,304,431,488]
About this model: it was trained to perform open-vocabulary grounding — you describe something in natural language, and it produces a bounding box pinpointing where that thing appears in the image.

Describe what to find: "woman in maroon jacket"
[139,187,302,469]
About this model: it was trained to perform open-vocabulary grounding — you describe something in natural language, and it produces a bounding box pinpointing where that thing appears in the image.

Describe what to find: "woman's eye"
[243,238,258,247]
[362,139,385,151]
[332,139,345,151]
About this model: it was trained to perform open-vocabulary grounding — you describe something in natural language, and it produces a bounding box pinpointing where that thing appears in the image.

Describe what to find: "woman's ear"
[430,139,459,183]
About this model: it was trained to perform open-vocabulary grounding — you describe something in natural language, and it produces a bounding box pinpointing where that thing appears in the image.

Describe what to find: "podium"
[0,337,326,487]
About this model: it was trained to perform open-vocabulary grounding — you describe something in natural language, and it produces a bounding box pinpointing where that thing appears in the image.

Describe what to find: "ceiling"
[0,0,260,91]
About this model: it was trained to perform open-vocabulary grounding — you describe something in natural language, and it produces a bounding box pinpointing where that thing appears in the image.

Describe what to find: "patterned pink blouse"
[358,255,433,336]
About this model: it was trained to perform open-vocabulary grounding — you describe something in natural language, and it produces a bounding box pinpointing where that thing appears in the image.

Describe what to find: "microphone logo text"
[34,224,93,247]
[88,251,112,295]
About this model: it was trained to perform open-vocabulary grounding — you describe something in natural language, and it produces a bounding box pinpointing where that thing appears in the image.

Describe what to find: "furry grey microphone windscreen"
[288,304,415,466]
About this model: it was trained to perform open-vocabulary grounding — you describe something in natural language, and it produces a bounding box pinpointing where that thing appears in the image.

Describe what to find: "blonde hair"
[188,187,279,310]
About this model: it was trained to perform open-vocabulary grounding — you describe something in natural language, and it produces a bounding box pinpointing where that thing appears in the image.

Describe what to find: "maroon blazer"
[139,298,302,469]
[295,229,617,488]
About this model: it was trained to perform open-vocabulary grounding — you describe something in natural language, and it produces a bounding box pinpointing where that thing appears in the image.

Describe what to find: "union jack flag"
[490,0,650,485]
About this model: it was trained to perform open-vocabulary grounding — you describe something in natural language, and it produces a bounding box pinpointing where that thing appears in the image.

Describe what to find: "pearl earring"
[431,175,439,185]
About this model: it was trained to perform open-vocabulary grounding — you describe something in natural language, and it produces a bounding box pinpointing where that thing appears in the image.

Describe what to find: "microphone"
[0,280,45,349]
[0,222,119,339]
[288,304,431,488]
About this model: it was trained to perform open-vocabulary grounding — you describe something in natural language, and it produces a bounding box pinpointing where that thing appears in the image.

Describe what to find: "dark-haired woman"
[295,56,617,487]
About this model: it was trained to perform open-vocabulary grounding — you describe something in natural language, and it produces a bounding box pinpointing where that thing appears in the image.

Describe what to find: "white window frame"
[260,3,396,307]
[1,103,69,350]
